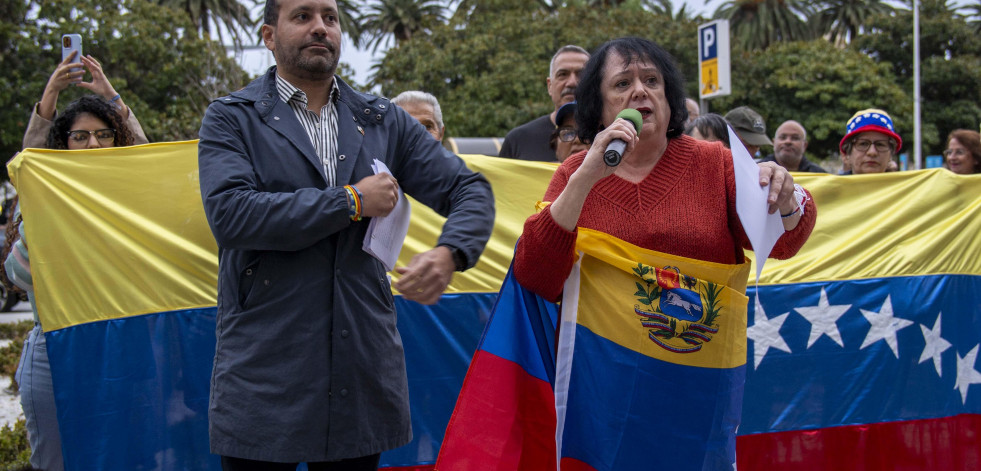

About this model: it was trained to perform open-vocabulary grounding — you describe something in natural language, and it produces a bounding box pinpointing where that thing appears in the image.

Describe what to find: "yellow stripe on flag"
[574,228,751,369]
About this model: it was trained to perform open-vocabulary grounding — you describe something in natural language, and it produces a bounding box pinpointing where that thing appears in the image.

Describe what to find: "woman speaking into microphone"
[512,37,817,468]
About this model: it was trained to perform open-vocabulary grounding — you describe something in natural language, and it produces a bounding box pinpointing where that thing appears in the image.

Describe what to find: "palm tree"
[157,0,258,48]
[814,0,894,45]
[714,0,815,50]
[643,0,694,20]
[358,0,447,52]
[964,1,981,33]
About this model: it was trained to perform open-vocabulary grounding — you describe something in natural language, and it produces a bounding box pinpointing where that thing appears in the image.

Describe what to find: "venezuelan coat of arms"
[632,263,724,353]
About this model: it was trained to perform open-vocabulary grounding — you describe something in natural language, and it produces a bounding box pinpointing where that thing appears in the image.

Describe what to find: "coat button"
[340,389,349,397]
[245,269,253,276]
[341,329,349,338]
[379,104,386,109]
[375,115,382,121]
[338,154,346,161]
[363,108,371,115]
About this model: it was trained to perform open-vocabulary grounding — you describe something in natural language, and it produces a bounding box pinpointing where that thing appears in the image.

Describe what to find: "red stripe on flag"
[436,351,557,471]
[559,457,599,471]
[737,414,981,470]
[382,466,434,471]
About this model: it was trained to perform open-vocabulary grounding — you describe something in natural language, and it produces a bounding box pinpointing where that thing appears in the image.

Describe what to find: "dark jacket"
[759,154,827,173]
[197,67,494,462]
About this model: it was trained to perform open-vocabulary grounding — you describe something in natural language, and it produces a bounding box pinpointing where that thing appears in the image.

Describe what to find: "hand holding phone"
[61,34,83,80]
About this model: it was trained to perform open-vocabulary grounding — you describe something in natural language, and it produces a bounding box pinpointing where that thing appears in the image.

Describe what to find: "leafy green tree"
[713,0,816,50]
[706,40,910,162]
[358,0,447,52]
[813,0,894,44]
[372,0,699,137]
[0,0,250,163]
[850,0,981,155]
[156,0,258,48]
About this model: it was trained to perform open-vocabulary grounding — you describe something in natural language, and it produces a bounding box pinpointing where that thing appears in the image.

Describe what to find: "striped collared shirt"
[275,74,341,185]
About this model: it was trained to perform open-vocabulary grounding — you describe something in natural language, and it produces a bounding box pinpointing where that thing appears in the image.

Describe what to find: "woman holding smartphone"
[2,52,146,471]
[23,50,148,148]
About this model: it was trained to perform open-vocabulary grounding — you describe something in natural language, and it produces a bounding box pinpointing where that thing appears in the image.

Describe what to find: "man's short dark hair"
[574,37,688,144]
[264,0,279,26]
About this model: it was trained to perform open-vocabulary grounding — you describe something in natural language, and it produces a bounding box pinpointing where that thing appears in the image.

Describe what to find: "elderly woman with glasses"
[943,129,981,175]
[839,109,902,175]
[2,53,146,471]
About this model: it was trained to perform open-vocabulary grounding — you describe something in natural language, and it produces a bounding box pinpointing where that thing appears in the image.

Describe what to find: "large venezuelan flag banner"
[9,140,981,470]
[7,142,555,470]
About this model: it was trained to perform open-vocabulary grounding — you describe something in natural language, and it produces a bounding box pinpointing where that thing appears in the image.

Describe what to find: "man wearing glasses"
[839,109,903,175]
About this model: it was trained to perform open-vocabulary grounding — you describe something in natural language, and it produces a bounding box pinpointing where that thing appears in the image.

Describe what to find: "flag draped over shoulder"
[555,228,750,471]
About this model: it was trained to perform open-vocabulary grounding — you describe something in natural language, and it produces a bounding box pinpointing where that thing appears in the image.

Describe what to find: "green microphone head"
[604,108,643,166]
[617,108,643,132]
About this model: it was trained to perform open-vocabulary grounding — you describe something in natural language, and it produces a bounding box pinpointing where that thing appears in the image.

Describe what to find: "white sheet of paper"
[729,125,784,282]
[362,159,411,271]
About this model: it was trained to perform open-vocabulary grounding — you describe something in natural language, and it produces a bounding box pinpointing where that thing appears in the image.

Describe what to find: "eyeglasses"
[558,126,578,143]
[852,139,893,153]
[68,128,115,144]
[943,148,967,158]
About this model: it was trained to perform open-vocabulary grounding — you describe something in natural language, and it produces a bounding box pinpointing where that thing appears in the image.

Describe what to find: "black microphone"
[604,108,643,167]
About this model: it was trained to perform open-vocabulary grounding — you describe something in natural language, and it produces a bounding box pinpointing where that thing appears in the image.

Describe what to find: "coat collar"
[228,66,393,185]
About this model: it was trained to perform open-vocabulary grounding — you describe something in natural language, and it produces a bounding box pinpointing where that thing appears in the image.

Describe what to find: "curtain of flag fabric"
[8,142,980,470]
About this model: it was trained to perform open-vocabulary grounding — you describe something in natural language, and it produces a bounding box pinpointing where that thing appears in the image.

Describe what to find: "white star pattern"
[859,295,914,358]
[918,313,952,377]
[954,345,981,404]
[747,298,791,369]
[794,288,851,349]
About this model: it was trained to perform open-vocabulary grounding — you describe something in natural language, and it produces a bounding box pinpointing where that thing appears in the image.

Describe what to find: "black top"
[759,154,827,173]
[498,114,556,162]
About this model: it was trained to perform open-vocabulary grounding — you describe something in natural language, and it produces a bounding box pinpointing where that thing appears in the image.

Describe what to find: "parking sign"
[698,20,730,99]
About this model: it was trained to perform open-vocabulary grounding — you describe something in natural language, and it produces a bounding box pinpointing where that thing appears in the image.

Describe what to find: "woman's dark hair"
[575,37,688,144]
[947,129,981,174]
[45,95,135,150]
[685,113,731,148]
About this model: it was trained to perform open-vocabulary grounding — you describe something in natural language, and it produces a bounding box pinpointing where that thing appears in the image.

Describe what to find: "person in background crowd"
[760,120,827,173]
[724,106,771,158]
[684,97,700,125]
[499,45,590,161]
[548,101,588,162]
[392,91,445,142]
[685,113,730,148]
[943,129,981,174]
[839,109,902,175]
[196,0,495,468]
[4,52,145,471]
[23,51,147,149]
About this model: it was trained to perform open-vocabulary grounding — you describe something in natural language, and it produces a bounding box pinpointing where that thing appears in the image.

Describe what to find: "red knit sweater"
[514,134,817,302]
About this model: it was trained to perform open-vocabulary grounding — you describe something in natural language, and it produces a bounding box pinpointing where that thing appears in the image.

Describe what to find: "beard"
[277,38,340,80]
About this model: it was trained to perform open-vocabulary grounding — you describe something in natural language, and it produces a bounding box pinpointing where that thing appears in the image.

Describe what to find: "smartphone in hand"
[61,34,83,78]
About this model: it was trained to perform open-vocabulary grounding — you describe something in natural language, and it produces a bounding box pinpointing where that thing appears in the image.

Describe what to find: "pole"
[913,0,922,170]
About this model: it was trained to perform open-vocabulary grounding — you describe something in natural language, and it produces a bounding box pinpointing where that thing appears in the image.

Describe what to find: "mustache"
[303,39,337,52]
[561,87,575,96]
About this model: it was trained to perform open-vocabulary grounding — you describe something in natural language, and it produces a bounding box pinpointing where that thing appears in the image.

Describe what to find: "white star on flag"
[794,288,851,349]
[747,298,791,369]
[918,313,952,377]
[859,295,913,358]
[954,344,981,404]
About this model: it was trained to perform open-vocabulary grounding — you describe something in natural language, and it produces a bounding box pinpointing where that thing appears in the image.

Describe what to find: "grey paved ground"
[0,301,32,324]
